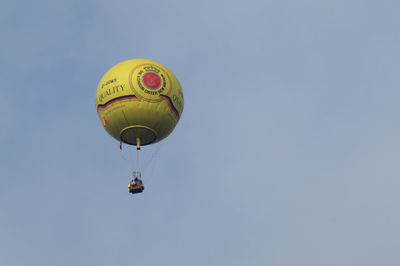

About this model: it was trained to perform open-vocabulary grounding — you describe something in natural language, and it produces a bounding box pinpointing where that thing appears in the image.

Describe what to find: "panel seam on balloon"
[121,104,130,127]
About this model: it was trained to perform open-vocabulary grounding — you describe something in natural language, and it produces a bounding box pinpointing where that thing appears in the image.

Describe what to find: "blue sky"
[1,0,400,265]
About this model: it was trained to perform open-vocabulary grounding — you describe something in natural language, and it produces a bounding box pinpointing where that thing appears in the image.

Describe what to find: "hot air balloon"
[95,59,184,194]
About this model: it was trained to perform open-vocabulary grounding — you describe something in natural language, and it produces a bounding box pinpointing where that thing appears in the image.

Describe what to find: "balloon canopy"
[96,59,184,146]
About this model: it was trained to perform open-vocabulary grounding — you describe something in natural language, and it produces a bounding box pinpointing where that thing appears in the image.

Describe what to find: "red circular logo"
[142,72,161,89]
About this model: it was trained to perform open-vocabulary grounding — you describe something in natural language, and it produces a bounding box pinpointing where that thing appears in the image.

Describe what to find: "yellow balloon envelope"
[96,59,184,146]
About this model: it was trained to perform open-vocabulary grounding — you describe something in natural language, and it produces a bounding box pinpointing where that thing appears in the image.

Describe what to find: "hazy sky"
[1,0,400,265]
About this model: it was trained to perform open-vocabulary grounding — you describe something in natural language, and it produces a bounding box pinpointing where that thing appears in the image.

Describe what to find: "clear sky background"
[1,0,400,265]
